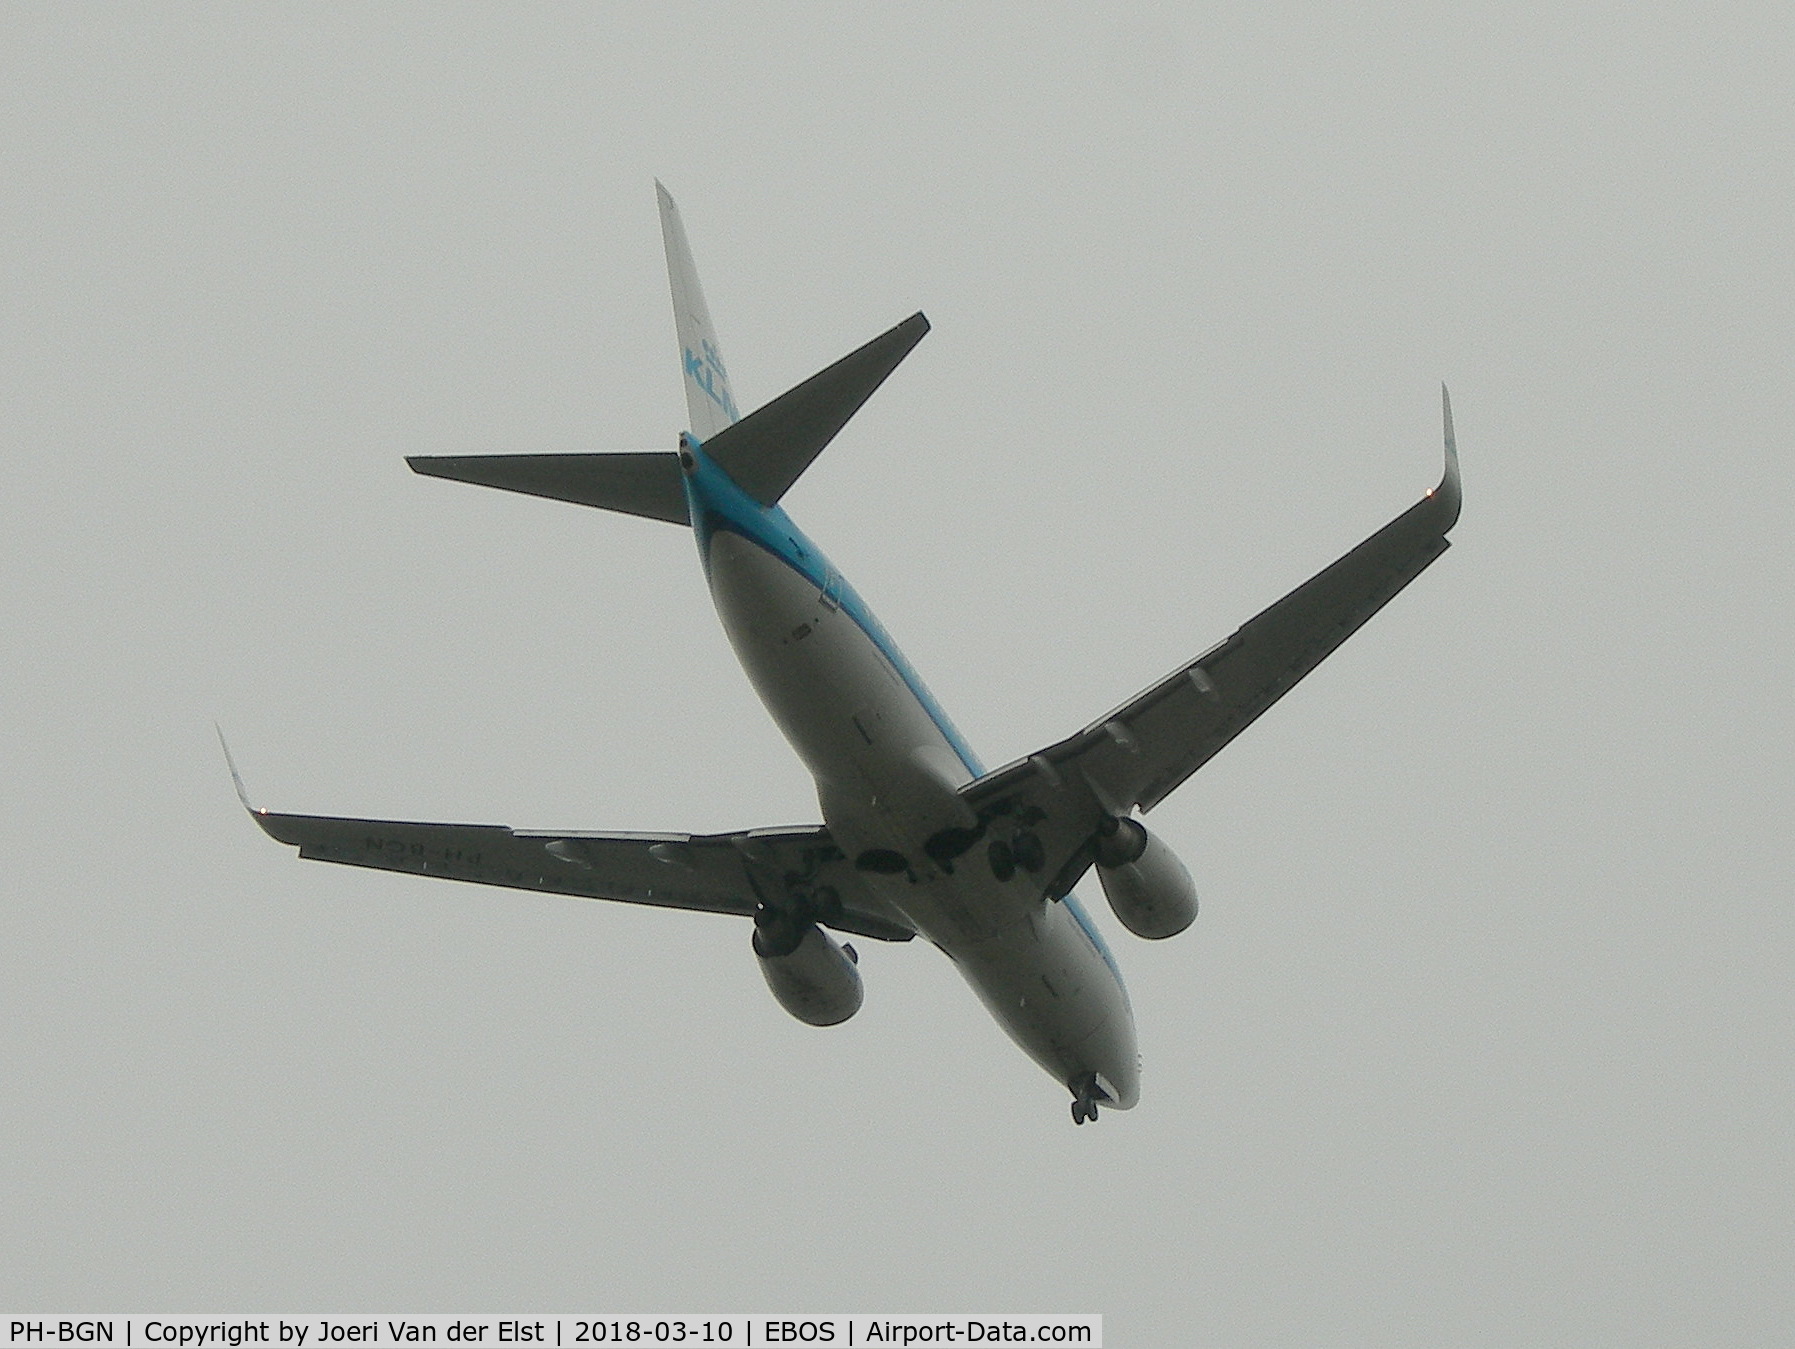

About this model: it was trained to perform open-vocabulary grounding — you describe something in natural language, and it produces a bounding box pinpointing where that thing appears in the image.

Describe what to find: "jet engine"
[1091,815,1197,940]
[753,906,863,1026]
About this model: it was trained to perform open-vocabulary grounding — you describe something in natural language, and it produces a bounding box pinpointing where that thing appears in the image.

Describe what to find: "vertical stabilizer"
[656,181,740,440]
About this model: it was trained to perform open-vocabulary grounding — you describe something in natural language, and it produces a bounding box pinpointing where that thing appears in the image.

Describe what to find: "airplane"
[232,182,1461,1124]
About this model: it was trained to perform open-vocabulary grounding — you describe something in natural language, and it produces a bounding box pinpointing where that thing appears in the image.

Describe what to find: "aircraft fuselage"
[684,438,1141,1109]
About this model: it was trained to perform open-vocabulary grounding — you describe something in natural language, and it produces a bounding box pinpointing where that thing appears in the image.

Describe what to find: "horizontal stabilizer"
[406,452,689,525]
[706,312,929,506]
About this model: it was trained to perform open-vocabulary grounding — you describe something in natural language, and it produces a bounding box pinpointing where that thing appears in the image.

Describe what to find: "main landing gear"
[987,829,1045,883]
[1069,1071,1112,1126]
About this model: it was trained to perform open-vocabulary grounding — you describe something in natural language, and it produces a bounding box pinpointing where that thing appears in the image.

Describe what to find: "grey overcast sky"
[3,3,1790,1341]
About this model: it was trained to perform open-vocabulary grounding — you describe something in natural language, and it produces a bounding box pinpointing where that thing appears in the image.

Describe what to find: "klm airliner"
[235,184,1461,1123]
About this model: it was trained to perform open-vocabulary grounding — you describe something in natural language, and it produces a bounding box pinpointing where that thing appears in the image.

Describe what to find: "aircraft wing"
[242,805,916,943]
[962,392,1462,900]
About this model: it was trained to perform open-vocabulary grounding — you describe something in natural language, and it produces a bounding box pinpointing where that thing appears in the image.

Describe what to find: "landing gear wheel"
[1069,1071,1109,1125]
[1011,829,1046,874]
[987,838,1016,883]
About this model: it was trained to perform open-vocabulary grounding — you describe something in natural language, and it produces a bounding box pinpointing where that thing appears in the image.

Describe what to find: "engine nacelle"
[1092,816,1198,940]
[753,914,864,1026]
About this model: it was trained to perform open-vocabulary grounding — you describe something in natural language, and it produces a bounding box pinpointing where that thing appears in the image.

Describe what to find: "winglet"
[216,725,254,810]
[216,725,284,842]
[1428,383,1463,531]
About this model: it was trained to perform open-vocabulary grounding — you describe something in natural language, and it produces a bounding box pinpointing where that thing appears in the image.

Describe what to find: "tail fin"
[658,180,740,439]
[406,306,927,523]
[659,181,928,506]
[406,186,927,525]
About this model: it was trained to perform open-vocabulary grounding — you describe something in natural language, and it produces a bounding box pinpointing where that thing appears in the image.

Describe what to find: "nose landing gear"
[1068,1071,1112,1125]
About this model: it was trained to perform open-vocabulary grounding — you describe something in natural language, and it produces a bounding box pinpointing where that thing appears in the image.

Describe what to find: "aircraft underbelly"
[949,898,1140,1107]
[706,529,964,821]
[706,528,1139,1108]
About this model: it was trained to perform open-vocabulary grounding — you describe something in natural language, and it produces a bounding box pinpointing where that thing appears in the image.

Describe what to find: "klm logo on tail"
[684,338,738,423]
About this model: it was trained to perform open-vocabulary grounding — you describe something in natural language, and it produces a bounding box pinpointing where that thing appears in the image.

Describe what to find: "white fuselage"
[690,457,1139,1109]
